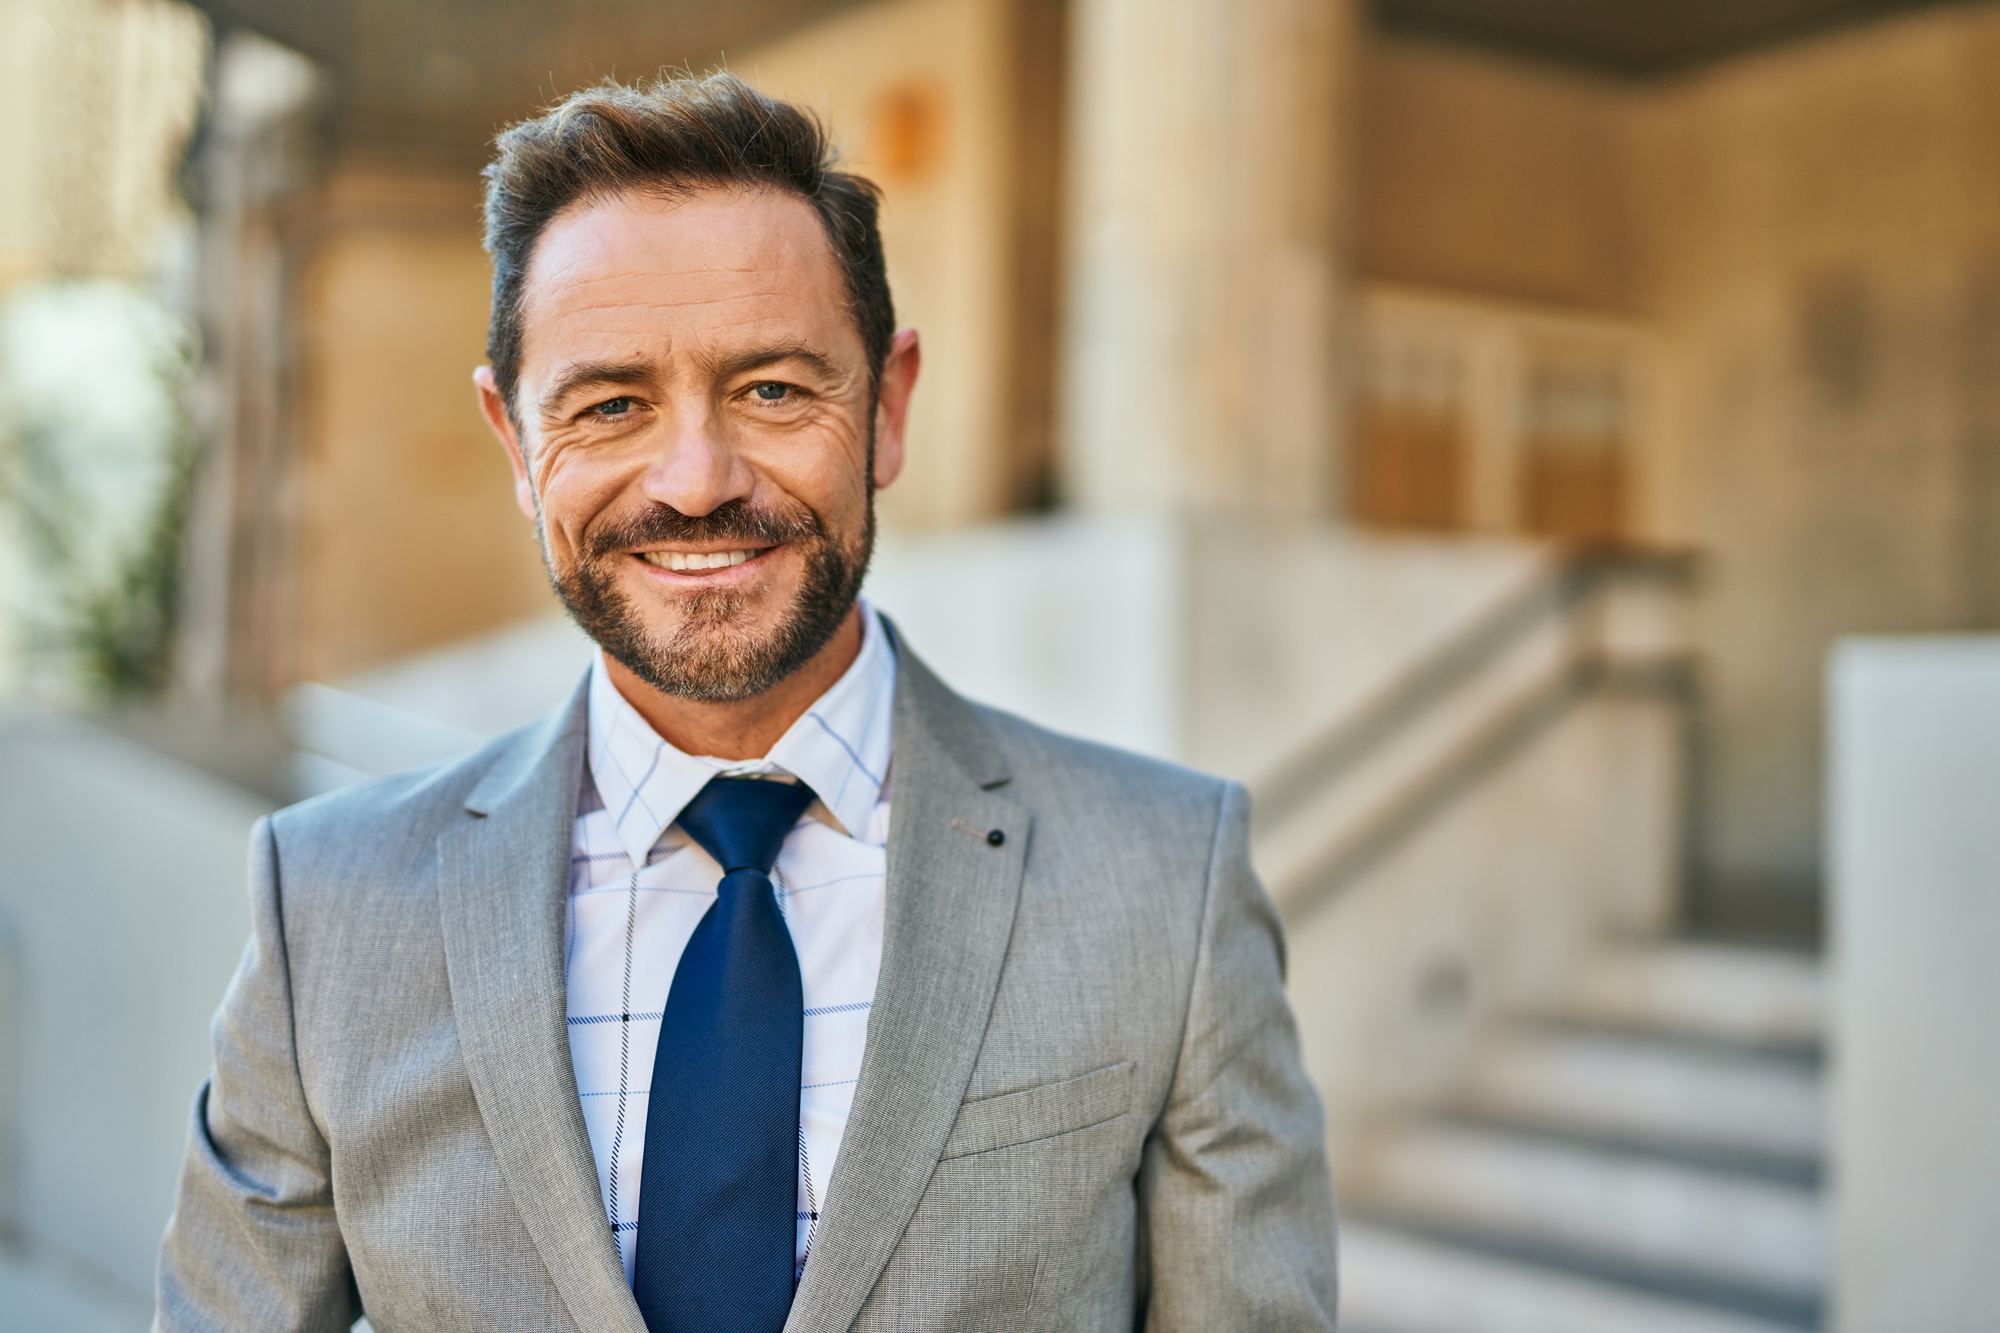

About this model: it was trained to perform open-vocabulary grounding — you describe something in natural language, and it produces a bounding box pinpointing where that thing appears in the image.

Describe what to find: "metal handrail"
[1258,548,1696,922]
[1254,548,1693,829]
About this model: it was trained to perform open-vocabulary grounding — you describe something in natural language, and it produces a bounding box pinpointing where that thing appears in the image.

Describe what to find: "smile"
[638,548,764,572]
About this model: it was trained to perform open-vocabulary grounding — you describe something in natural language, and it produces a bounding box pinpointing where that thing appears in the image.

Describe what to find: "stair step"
[1437,1111,1820,1189]
[1568,941,1824,1045]
[1339,1219,1815,1333]
[1465,1023,1823,1158]
[1350,1119,1826,1299]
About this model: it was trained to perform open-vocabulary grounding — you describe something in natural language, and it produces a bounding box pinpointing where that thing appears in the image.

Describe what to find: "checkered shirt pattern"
[565,606,895,1285]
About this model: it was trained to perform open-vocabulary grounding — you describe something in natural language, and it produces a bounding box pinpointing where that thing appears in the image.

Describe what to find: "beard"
[548,490,873,703]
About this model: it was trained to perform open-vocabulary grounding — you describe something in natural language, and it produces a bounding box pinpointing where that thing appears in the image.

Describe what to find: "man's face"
[477,186,915,701]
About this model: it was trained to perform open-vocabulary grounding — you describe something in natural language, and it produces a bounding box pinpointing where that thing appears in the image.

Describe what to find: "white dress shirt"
[565,605,895,1284]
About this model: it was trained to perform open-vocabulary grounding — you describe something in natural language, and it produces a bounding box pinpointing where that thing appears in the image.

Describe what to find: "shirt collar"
[585,601,897,867]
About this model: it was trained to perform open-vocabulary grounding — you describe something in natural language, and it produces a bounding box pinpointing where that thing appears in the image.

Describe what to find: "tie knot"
[674,776,818,875]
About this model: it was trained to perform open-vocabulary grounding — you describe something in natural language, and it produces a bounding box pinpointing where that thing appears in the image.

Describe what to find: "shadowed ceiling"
[1374,0,1955,75]
[192,0,868,162]
[193,0,1958,162]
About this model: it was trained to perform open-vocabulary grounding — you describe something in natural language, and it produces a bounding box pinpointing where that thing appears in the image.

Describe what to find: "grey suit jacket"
[156,638,1338,1331]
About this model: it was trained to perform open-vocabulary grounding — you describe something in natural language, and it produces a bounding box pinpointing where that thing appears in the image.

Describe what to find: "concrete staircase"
[1338,938,1828,1333]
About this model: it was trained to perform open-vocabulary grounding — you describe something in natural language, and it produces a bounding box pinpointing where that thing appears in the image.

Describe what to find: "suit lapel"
[786,640,1030,1333]
[437,680,648,1333]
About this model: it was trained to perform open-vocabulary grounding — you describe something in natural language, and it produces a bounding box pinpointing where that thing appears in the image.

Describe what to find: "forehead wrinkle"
[544,282,824,322]
[516,187,860,406]
[561,260,768,289]
[552,239,819,289]
[521,318,830,401]
[523,290,793,366]
[540,235,835,298]
[519,262,770,339]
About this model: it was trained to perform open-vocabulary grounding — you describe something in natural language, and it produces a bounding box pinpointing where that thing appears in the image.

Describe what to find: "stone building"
[156,0,1999,932]
[3,0,1998,1328]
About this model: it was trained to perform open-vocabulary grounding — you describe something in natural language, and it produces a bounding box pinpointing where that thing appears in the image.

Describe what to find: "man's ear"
[872,328,921,491]
[474,366,539,520]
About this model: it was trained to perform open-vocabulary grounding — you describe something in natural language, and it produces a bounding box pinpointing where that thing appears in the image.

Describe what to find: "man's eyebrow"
[539,360,655,412]
[712,341,841,383]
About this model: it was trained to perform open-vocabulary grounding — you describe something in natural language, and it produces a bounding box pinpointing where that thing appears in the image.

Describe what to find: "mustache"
[584,499,823,561]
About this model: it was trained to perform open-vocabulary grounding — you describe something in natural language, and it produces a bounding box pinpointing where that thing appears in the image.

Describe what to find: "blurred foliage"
[0,281,199,698]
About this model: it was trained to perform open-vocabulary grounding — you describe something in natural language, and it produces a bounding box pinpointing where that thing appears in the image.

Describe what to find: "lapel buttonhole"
[949,817,1006,846]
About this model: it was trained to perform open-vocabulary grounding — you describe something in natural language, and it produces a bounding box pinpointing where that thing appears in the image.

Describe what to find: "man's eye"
[752,383,793,402]
[593,397,634,417]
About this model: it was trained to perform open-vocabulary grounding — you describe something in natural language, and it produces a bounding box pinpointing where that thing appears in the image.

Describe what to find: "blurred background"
[2,0,1998,1329]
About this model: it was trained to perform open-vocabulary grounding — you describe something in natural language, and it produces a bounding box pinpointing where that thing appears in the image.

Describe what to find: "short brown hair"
[481,72,894,423]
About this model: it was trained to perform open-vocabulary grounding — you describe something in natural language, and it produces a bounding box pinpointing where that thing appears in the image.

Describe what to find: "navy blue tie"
[633,776,818,1333]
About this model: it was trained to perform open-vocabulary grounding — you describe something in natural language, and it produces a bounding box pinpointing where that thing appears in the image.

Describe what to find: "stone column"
[178,31,328,701]
[1060,0,1355,515]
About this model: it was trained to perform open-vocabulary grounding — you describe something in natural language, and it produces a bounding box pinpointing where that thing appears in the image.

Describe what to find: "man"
[157,73,1337,1332]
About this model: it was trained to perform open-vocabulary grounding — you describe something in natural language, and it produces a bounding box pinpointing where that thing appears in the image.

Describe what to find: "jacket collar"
[784,623,1029,1333]
[441,674,648,1333]
[447,622,1025,1333]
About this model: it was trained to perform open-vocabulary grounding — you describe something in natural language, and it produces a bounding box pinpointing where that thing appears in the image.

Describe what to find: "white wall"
[873,511,1546,778]
[1827,636,2000,1333]
[867,513,1186,758]
[0,703,271,1298]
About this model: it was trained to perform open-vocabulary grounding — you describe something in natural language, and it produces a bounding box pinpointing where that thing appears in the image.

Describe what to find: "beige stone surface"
[0,0,206,288]
[294,173,554,681]
[738,0,1023,531]
[1634,7,2000,899]
[1359,35,1637,314]
[1353,5,2000,903]
[1063,0,1356,515]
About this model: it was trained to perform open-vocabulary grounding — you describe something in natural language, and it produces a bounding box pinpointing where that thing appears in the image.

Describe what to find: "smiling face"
[476,186,917,705]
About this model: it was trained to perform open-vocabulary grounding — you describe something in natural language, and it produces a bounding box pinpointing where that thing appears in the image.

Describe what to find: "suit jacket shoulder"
[964,698,1234,920]
[969,698,1228,817]
[266,681,588,899]
[839,638,1333,1333]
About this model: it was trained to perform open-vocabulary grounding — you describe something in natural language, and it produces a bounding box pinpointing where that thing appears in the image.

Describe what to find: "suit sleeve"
[1136,781,1339,1332]
[155,816,359,1333]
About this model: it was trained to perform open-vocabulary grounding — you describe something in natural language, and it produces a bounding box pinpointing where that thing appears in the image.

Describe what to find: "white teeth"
[642,549,756,571]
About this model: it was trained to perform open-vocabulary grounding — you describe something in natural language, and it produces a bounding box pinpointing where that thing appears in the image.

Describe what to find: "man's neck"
[601,604,866,761]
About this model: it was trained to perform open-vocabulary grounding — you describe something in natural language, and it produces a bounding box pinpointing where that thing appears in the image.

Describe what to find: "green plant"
[0,281,199,698]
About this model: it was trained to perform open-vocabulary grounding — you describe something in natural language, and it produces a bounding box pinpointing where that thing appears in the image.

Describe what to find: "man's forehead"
[518,186,849,360]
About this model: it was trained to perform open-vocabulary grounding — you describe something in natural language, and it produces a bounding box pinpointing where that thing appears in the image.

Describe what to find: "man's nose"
[638,404,752,517]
